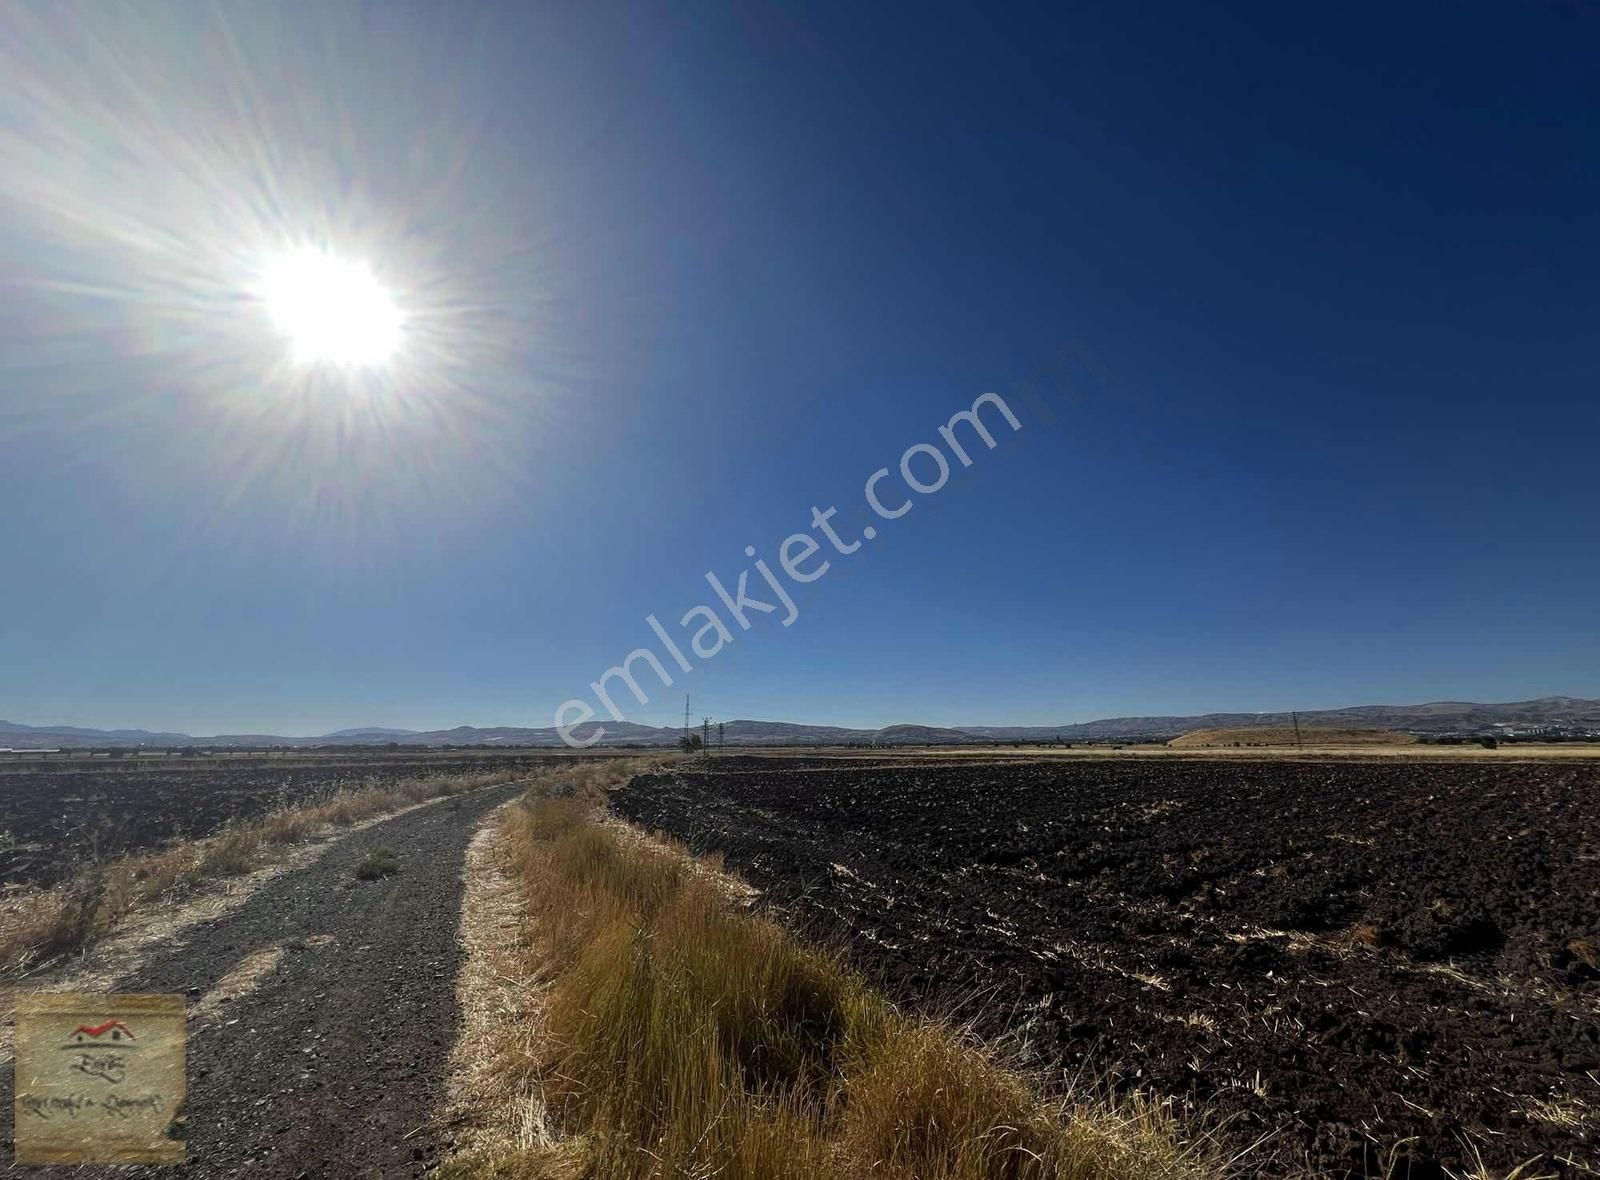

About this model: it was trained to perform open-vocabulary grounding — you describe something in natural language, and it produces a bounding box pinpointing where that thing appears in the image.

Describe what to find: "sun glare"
[260,250,402,367]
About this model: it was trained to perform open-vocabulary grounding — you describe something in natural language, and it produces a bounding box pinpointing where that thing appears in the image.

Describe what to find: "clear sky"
[1,1,1596,736]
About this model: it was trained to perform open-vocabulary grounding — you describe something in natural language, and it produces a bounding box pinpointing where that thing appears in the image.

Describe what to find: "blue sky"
[1,1,1596,735]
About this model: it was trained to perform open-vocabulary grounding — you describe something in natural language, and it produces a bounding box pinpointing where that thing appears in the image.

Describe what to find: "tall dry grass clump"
[0,765,528,975]
[459,785,1220,1180]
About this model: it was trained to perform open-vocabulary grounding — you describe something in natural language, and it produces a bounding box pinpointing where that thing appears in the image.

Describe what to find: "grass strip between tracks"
[0,767,527,976]
[447,764,1222,1180]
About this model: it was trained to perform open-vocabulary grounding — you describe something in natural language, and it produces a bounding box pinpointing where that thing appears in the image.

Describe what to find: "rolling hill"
[3,696,1596,750]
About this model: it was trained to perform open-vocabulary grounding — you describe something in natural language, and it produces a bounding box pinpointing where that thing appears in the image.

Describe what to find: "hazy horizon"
[7,689,1599,740]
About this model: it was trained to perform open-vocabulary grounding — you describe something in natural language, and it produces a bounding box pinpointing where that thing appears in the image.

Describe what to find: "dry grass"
[1346,921,1384,949]
[0,766,528,975]
[197,827,264,877]
[452,777,1221,1180]
[1168,727,1417,748]
[445,814,563,1172]
[1443,1143,1559,1180]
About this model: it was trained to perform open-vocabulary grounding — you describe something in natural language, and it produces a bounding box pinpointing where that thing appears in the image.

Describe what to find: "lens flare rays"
[0,2,569,554]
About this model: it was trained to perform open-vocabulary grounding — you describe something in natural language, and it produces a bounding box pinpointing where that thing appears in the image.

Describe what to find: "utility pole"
[718,721,725,751]
[683,694,691,746]
[702,716,711,755]
[1291,710,1303,749]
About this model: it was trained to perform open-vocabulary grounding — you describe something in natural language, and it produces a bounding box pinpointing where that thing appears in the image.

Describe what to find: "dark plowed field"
[0,755,556,887]
[611,758,1600,1178]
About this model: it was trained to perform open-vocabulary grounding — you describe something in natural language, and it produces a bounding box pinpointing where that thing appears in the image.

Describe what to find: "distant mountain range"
[3,696,1598,750]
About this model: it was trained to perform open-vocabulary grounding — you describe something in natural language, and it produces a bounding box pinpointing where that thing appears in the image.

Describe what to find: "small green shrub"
[353,847,401,880]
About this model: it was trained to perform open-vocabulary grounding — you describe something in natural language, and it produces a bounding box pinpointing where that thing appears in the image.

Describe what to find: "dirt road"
[3,780,527,1177]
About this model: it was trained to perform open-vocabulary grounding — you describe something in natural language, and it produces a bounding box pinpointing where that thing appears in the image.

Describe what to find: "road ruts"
[3,781,528,1178]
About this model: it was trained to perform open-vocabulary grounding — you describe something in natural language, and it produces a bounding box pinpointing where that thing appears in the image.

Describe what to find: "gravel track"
[3,781,527,1178]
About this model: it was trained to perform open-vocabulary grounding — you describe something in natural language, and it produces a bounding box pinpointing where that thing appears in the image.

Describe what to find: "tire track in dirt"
[3,781,528,1178]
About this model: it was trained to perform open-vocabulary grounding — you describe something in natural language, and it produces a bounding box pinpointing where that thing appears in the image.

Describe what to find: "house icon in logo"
[69,1019,137,1045]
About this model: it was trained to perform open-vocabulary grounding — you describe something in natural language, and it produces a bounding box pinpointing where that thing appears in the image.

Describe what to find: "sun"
[260,249,403,366]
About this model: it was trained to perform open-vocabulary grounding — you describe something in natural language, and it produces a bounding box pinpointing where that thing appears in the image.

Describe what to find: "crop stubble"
[611,756,1600,1178]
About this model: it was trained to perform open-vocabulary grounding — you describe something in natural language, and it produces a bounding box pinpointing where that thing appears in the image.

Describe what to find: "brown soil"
[610,757,1600,1178]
